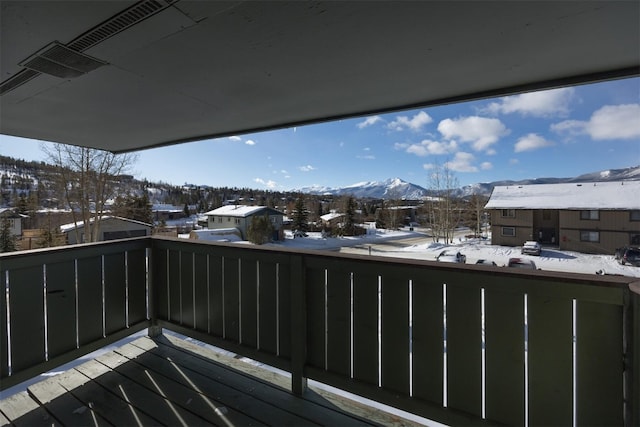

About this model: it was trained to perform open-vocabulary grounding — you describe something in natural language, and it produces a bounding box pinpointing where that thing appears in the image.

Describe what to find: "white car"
[436,250,467,263]
[521,241,542,256]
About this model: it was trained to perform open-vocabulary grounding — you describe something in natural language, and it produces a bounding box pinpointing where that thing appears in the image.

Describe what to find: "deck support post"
[146,242,162,339]
[291,254,308,396]
[625,282,640,426]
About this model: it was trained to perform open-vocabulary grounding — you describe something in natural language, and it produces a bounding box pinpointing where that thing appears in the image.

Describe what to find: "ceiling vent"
[19,42,107,79]
[68,0,172,52]
[1,0,174,95]
[0,69,39,96]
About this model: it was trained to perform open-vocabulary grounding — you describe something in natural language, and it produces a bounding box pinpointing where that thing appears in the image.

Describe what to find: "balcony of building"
[1,236,638,425]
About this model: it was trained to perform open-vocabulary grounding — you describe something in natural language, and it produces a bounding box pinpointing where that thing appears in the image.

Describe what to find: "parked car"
[475,259,497,266]
[615,246,640,266]
[521,241,542,256]
[507,258,537,269]
[436,250,466,263]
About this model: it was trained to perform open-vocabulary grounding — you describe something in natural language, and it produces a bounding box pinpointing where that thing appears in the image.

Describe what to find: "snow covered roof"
[204,205,283,218]
[321,212,344,221]
[60,216,153,232]
[485,181,640,210]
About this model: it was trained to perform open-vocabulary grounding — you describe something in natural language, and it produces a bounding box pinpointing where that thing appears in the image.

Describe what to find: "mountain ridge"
[296,165,640,199]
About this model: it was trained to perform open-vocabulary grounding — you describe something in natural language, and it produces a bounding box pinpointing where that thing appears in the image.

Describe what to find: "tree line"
[1,149,489,250]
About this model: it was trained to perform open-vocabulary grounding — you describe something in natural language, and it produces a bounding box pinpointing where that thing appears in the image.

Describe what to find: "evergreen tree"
[0,216,17,253]
[247,214,274,244]
[291,197,309,234]
[112,193,153,224]
[342,196,357,235]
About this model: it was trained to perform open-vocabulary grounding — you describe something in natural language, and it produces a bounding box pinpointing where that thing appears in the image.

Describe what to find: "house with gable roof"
[60,216,153,245]
[0,207,27,237]
[485,181,640,254]
[204,205,285,241]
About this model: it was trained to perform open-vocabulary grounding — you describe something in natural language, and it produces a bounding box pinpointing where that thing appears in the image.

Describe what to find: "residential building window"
[631,234,640,245]
[501,209,515,218]
[580,230,599,242]
[501,227,515,237]
[218,217,222,223]
[227,217,232,222]
[235,218,240,224]
[580,210,599,220]
[630,210,640,221]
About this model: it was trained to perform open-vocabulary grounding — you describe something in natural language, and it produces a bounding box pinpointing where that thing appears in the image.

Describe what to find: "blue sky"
[1,77,639,190]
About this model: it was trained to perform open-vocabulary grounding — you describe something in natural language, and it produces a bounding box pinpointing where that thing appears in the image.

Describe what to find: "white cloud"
[245,139,256,146]
[551,104,640,140]
[481,162,493,170]
[298,165,316,172]
[444,152,478,172]
[484,87,574,117]
[437,116,509,151]
[514,133,555,152]
[254,178,277,188]
[357,154,376,160]
[228,135,242,141]
[357,115,383,129]
[403,139,458,156]
[388,111,433,132]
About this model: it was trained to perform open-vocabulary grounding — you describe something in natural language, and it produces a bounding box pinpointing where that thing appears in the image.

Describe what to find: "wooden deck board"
[1,334,422,426]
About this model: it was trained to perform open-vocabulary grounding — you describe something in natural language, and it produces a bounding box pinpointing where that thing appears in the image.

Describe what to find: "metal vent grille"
[0,69,39,96]
[68,0,170,52]
[19,42,107,79]
[1,0,174,95]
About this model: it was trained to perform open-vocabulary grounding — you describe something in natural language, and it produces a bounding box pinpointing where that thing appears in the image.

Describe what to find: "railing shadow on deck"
[1,235,639,426]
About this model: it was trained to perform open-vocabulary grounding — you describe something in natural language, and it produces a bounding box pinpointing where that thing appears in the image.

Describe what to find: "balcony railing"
[2,236,638,426]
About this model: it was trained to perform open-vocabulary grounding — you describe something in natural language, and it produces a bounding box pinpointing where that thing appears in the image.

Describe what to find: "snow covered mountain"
[298,166,640,200]
[296,178,430,200]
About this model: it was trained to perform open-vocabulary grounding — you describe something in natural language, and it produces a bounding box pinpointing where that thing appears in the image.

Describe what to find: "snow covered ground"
[267,228,640,278]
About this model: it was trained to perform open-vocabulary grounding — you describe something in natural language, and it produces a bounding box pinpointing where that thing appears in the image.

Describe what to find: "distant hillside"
[2,154,639,203]
[296,178,429,200]
[297,166,640,199]
[457,165,640,198]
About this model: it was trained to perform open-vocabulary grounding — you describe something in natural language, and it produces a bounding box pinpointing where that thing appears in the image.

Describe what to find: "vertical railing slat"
[104,252,127,335]
[127,248,147,324]
[576,300,624,426]
[381,270,410,395]
[77,256,103,345]
[485,287,525,425]
[0,265,7,378]
[447,283,482,418]
[180,250,194,328]
[352,270,378,386]
[46,261,77,358]
[9,266,45,373]
[326,268,351,376]
[208,254,224,337]
[223,256,240,342]
[412,275,444,406]
[240,258,258,347]
[258,261,279,355]
[306,265,326,369]
[528,295,573,425]
[277,261,291,359]
[193,252,209,332]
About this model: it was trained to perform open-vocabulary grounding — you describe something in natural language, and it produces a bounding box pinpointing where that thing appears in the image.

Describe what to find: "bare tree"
[43,143,138,243]
[425,162,460,243]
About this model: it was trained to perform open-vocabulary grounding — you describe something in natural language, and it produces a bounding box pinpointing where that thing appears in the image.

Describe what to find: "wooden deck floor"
[0,334,423,426]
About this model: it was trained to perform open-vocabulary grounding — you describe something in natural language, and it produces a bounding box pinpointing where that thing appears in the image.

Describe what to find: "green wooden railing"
[2,236,638,426]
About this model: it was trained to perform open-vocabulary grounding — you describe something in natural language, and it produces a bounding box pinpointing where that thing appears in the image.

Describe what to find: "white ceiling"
[1,1,638,153]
